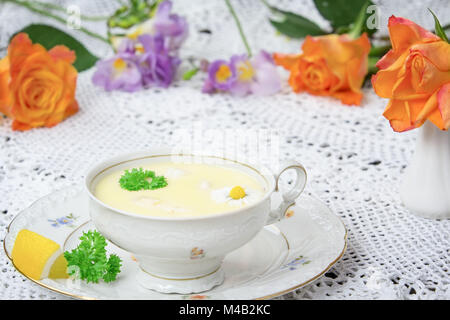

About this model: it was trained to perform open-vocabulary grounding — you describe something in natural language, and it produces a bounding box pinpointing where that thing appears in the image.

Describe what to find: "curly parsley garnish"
[119,167,168,191]
[64,230,122,283]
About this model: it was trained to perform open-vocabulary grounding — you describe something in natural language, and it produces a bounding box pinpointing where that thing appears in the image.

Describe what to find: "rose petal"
[383,98,430,132]
[346,55,367,96]
[409,41,450,72]
[377,16,440,70]
[391,51,450,98]
[48,45,76,64]
[372,51,410,98]
[11,120,33,131]
[8,33,46,78]
[63,99,79,119]
[388,16,439,49]
[332,90,363,106]
[437,84,450,129]
[272,53,300,70]
[415,91,438,125]
[0,57,11,116]
[301,35,323,56]
[345,34,371,95]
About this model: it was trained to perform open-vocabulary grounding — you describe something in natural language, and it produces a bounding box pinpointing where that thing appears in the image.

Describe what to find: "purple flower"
[117,37,137,54]
[137,34,180,88]
[109,1,188,53]
[229,54,253,96]
[92,53,142,92]
[92,33,180,91]
[202,60,237,93]
[247,50,281,96]
[153,0,188,51]
[92,1,186,92]
[202,50,281,96]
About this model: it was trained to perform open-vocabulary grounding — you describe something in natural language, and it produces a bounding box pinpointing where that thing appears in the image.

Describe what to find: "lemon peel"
[229,186,246,199]
[11,229,68,280]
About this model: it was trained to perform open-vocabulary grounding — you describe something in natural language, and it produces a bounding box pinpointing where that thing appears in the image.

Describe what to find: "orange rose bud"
[274,33,371,106]
[0,33,79,131]
[372,16,450,132]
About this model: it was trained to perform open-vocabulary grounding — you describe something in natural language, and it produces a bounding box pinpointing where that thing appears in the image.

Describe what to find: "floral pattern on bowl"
[282,255,310,271]
[48,213,78,228]
[190,247,205,260]
[285,209,295,218]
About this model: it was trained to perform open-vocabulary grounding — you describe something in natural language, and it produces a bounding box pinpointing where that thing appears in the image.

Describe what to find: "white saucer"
[4,185,347,300]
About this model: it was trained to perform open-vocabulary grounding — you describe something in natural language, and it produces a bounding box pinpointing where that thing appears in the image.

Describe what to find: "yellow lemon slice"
[229,186,246,200]
[11,229,68,280]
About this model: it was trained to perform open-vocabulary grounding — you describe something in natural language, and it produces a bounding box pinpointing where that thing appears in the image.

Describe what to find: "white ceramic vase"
[400,121,450,219]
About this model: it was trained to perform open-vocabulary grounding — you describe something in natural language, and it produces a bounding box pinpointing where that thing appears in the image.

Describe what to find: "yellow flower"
[229,186,246,199]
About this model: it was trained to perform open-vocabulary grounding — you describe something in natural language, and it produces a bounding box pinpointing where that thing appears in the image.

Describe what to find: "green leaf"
[313,0,376,35]
[428,9,449,43]
[64,230,122,284]
[119,168,168,191]
[103,254,122,283]
[10,24,98,72]
[267,6,326,38]
[108,0,158,29]
[182,68,199,80]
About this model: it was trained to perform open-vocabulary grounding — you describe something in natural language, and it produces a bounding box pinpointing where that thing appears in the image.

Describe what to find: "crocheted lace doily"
[0,0,449,300]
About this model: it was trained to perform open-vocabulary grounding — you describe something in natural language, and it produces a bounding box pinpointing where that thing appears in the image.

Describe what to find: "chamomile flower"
[210,186,261,206]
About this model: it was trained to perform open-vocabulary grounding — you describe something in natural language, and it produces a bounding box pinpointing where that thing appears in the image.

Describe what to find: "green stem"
[224,0,252,57]
[374,36,390,42]
[260,0,270,7]
[182,67,199,80]
[347,0,370,39]
[369,45,391,57]
[368,56,379,75]
[28,0,109,21]
[3,0,110,44]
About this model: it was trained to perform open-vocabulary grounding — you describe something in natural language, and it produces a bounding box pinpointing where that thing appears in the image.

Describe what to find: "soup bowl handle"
[266,160,307,225]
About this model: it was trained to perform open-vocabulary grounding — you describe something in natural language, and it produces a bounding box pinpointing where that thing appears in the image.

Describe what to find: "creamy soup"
[94,162,266,217]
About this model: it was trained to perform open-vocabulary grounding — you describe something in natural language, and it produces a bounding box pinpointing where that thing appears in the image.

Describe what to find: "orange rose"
[0,57,11,116]
[372,16,450,132]
[0,33,79,131]
[273,33,371,106]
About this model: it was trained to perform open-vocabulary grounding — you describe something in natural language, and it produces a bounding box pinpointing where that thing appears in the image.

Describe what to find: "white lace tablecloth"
[0,0,449,300]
